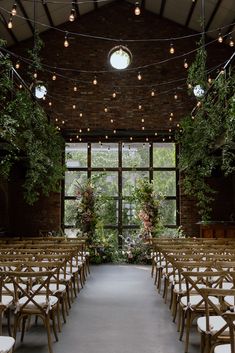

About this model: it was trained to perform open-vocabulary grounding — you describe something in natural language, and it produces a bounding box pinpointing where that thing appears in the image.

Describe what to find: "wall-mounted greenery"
[0,46,65,204]
[177,65,235,221]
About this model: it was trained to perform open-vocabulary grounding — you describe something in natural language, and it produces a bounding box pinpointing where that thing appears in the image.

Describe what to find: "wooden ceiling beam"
[0,11,18,44]
[42,0,54,27]
[205,0,223,31]
[185,0,197,27]
[224,19,235,36]
[159,0,166,17]
[93,0,98,11]
[17,0,34,35]
[74,0,80,17]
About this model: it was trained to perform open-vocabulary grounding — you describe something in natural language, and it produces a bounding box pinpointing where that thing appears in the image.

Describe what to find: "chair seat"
[174,283,206,294]
[59,274,72,282]
[224,295,235,306]
[197,316,231,335]
[19,295,58,310]
[32,283,66,294]
[3,283,27,293]
[0,296,13,307]
[0,336,15,353]
[214,344,231,353]
[181,295,219,308]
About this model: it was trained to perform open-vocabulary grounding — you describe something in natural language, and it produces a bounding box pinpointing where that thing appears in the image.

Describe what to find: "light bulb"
[8,17,13,29]
[138,104,142,110]
[112,91,116,98]
[184,59,188,69]
[113,129,116,134]
[69,8,75,22]
[174,93,178,100]
[137,72,142,80]
[33,71,37,79]
[64,36,69,47]
[49,101,52,106]
[134,2,141,15]
[73,85,77,91]
[104,107,108,113]
[87,127,90,132]
[93,77,97,85]
[52,73,56,81]
[79,113,83,117]
[141,118,144,123]
[142,126,145,130]
[11,4,17,16]
[218,32,223,43]
[110,119,114,123]
[15,61,20,69]
[229,36,234,47]
[105,135,108,139]
[169,43,175,54]
[208,76,212,84]
[73,105,76,109]
[151,89,155,96]
[130,137,133,141]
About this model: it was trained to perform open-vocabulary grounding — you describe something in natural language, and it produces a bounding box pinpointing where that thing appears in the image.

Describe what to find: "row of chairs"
[0,236,90,353]
[151,237,235,353]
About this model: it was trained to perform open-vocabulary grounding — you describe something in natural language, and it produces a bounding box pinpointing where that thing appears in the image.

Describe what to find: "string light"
[154,132,158,136]
[87,127,90,132]
[138,104,142,110]
[142,126,145,130]
[62,120,65,124]
[33,71,38,79]
[93,76,98,85]
[110,119,114,123]
[134,2,141,16]
[79,129,82,133]
[113,129,116,134]
[8,15,13,29]
[151,88,155,97]
[64,33,69,47]
[69,6,75,22]
[49,101,52,106]
[76,135,79,139]
[218,31,223,43]
[208,76,212,84]
[79,112,83,117]
[169,42,175,54]
[174,93,178,100]
[11,3,17,16]
[146,137,149,142]
[141,118,144,123]
[15,61,20,69]
[73,104,76,109]
[73,85,77,91]
[105,135,108,139]
[19,84,22,89]
[52,73,57,81]
[112,91,116,98]
[104,107,108,113]
[183,59,188,69]
[229,35,234,47]
[188,83,192,89]
[79,137,82,141]
[137,72,142,80]
[130,137,133,141]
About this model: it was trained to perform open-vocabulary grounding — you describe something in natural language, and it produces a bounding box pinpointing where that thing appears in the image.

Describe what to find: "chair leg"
[179,308,185,341]
[44,315,53,353]
[184,310,191,353]
[56,301,62,333]
[51,310,59,342]
[61,296,67,323]
[20,316,27,342]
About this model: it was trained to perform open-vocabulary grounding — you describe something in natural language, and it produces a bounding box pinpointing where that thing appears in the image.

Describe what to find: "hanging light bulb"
[79,112,83,117]
[87,127,90,132]
[169,42,175,54]
[138,104,142,110]
[104,107,108,113]
[229,35,234,47]
[208,76,212,84]
[183,59,188,69]
[141,118,144,123]
[8,15,13,29]
[93,76,97,85]
[218,31,223,43]
[113,129,116,134]
[110,119,114,123]
[73,85,77,92]
[64,33,69,47]
[112,91,116,98]
[15,61,20,69]
[134,2,141,15]
[11,3,17,16]
[73,104,76,109]
[151,88,155,97]
[69,8,75,22]
[52,73,57,81]
[137,72,142,80]
[33,71,38,79]
[174,93,178,100]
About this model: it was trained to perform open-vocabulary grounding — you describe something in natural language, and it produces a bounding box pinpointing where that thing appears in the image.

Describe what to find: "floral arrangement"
[133,178,164,238]
[75,179,98,244]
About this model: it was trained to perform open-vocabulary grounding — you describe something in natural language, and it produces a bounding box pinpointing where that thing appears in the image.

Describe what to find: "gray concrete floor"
[13,264,200,353]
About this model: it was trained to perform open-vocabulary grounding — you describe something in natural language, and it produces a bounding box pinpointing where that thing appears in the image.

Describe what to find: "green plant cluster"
[177,70,235,221]
[187,38,207,91]
[0,47,65,204]
[132,178,164,237]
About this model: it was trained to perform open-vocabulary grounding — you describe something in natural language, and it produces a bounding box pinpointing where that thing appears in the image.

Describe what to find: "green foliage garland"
[0,48,65,204]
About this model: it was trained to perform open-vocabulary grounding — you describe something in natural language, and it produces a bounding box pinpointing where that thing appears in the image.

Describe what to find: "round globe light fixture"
[35,83,47,99]
[193,84,205,98]
[108,45,132,70]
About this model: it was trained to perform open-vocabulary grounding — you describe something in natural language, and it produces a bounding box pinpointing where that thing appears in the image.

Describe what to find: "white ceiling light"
[108,46,132,70]
[35,83,47,99]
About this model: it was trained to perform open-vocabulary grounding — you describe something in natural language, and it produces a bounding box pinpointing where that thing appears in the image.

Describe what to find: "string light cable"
[0,5,234,43]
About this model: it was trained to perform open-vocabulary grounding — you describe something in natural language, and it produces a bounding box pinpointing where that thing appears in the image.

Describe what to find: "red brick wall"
[5,1,233,237]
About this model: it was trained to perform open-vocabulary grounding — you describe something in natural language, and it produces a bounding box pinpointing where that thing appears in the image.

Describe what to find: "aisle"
[15,265,199,353]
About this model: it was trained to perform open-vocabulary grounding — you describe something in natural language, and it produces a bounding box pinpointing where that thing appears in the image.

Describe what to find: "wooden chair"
[0,336,15,353]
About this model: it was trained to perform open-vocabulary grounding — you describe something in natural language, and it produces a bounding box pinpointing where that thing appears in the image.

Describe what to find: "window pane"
[64,199,77,226]
[153,143,175,167]
[122,171,149,196]
[65,143,87,168]
[91,143,118,168]
[122,143,150,168]
[91,172,118,196]
[65,171,87,197]
[153,171,176,196]
[122,199,139,225]
[161,199,177,225]
[99,198,118,225]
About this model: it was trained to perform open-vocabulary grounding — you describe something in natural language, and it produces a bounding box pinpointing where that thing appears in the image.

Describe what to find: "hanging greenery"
[0,45,65,204]
[187,37,207,93]
[177,68,235,221]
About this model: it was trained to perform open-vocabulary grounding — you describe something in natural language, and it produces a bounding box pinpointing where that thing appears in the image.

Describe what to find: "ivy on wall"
[0,44,65,204]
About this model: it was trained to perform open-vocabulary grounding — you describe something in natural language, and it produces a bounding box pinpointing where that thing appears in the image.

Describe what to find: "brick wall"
[5,1,233,237]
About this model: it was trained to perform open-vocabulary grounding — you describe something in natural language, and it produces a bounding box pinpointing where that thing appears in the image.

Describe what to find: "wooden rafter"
[205,0,222,31]
[185,0,197,27]
[17,0,34,34]
[159,0,166,17]
[74,0,80,17]
[42,0,54,27]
